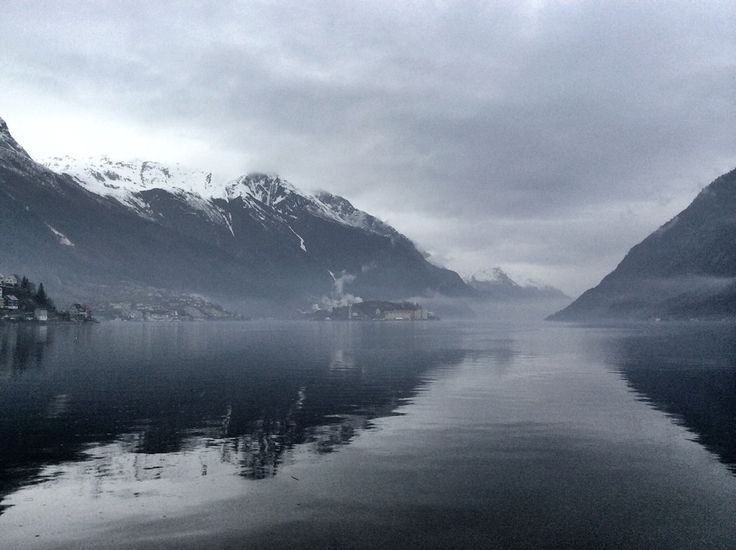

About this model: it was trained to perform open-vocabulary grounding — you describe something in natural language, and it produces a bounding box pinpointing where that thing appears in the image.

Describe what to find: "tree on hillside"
[35,283,54,310]
[36,283,47,306]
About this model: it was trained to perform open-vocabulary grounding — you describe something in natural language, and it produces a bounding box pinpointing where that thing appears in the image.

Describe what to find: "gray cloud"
[1,0,735,294]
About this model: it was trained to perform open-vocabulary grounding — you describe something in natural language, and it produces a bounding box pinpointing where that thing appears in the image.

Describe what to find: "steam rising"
[317,271,363,310]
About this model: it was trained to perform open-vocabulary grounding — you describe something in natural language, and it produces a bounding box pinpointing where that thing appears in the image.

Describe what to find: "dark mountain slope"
[0,151,316,303]
[550,167,736,320]
[0,117,470,311]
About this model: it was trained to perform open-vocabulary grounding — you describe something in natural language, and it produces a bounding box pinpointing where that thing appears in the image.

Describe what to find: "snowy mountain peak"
[470,267,519,287]
[43,156,403,239]
[0,116,31,159]
[467,267,568,300]
[224,173,304,206]
[222,173,379,229]
[222,172,343,226]
[43,156,214,201]
[316,191,398,238]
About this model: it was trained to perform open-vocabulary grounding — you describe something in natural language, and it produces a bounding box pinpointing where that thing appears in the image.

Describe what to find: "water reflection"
[0,324,50,372]
[0,322,466,513]
[3,322,736,549]
[608,323,736,474]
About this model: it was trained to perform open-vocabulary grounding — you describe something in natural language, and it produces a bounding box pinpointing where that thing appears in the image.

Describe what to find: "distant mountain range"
[551,167,736,321]
[1,116,472,314]
[466,268,567,301]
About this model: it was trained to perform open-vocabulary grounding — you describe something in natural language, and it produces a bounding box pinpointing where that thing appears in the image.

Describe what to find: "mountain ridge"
[1,118,472,314]
[466,267,568,301]
[42,156,408,241]
[550,166,736,321]
[0,116,31,159]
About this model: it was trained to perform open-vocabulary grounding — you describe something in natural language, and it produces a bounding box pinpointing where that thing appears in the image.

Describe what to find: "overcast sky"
[1,0,734,295]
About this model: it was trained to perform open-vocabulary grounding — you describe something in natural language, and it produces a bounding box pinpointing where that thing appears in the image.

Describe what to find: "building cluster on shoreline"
[305,300,438,321]
[0,273,92,323]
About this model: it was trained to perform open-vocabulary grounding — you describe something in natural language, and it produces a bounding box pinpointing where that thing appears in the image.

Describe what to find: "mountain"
[550,167,736,321]
[0,117,470,315]
[466,268,567,301]
[0,117,30,158]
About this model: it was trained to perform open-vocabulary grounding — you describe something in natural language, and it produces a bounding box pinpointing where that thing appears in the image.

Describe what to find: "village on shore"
[2,271,439,324]
[304,300,439,321]
[0,273,93,323]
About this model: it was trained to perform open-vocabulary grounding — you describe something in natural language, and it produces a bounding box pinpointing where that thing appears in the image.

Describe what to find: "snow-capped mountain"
[0,116,470,313]
[44,156,215,208]
[43,156,406,241]
[316,191,399,239]
[466,267,567,301]
[44,155,215,196]
[469,267,520,287]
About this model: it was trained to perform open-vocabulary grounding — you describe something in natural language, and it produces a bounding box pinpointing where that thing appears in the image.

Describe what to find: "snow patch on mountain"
[45,223,75,247]
[43,157,409,240]
[289,226,307,252]
[176,189,231,226]
[219,208,236,237]
[44,156,214,199]
[316,191,398,238]
[44,156,229,226]
[222,173,346,225]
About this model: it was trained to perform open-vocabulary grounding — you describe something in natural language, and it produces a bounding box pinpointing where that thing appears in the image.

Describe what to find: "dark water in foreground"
[0,320,734,549]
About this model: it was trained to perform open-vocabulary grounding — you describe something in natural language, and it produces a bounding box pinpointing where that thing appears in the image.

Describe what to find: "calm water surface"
[0,320,735,548]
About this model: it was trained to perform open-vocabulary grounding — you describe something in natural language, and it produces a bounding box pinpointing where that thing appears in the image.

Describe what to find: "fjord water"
[0,321,735,549]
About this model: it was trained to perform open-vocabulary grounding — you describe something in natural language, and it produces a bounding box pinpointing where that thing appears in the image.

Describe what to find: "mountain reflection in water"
[0,322,465,514]
[2,321,736,549]
[608,323,736,474]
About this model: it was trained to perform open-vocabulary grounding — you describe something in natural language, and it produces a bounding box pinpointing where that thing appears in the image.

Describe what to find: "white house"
[0,274,18,287]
